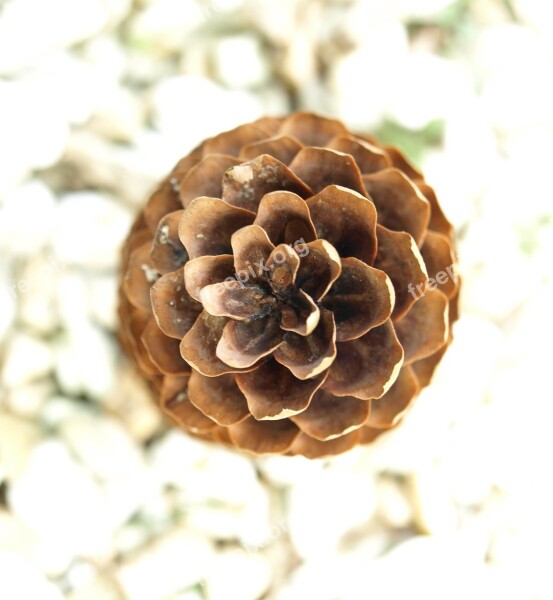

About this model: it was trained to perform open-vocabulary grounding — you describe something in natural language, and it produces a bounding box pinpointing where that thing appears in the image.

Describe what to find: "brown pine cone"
[118,112,459,458]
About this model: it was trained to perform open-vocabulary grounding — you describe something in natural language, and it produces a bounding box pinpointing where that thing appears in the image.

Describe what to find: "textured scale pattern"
[118,112,459,458]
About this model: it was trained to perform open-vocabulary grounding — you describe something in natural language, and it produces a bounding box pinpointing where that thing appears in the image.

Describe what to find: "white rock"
[255,454,324,488]
[0,266,16,340]
[64,130,164,206]
[480,26,553,133]
[54,410,152,533]
[64,560,99,593]
[130,0,206,54]
[362,398,448,476]
[101,364,163,441]
[430,316,503,403]
[151,76,263,157]
[396,0,458,19]
[80,35,127,83]
[0,82,68,195]
[27,52,104,126]
[205,549,272,600]
[0,509,73,577]
[0,180,57,254]
[54,322,117,399]
[0,0,130,75]
[40,395,91,428]
[511,0,553,36]
[3,379,53,417]
[440,411,494,507]
[52,191,133,270]
[112,522,151,557]
[287,470,377,559]
[8,440,112,558]
[246,0,298,44]
[0,550,63,600]
[376,477,413,528]
[213,35,268,88]
[203,0,245,16]
[150,434,260,505]
[409,464,459,535]
[88,274,119,330]
[422,103,497,228]
[136,491,174,533]
[331,21,408,129]
[66,575,122,600]
[185,487,272,549]
[184,505,248,541]
[385,53,471,130]
[60,414,145,481]
[18,256,62,334]
[0,413,41,480]
[282,29,317,91]
[89,85,145,143]
[1,332,55,388]
[341,534,488,600]
[116,529,214,600]
[277,555,348,600]
[0,510,41,564]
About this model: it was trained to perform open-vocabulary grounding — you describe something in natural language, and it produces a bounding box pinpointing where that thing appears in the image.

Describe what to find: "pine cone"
[118,112,459,458]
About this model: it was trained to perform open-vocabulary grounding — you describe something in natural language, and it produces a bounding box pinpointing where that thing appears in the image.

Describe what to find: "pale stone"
[80,35,127,82]
[112,522,151,557]
[376,477,413,528]
[63,129,174,206]
[151,76,263,156]
[0,509,73,577]
[1,333,54,388]
[213,35,268,88]
[331,22,409,129]
[150,435,261,506]
[88,274,119,330]
[340,534,488,600]
[116,529,214,600]
[4,379,53,418]
[287,470,377,559]
[512,0,553,36]
[0,413,41,480]
[0,550,63,600]
[101,364,163,441]
[277,555,348,600]
[7,440,112,558]
[0,267,16,341]
[409,464,459,535]
[54,322,117,399]
[205,549,272,600]
[17,256,62,335]
[66,576,121,600]
[255,454,324,488]
[39,395,90,428]
[89,86,145,143]
[385,53,471,130]
[0,180,57,255]
[0,0,130,75]
[130,0,206,54]
[52,191,133,270]
[185,487,272,549]
[0,83,68,195]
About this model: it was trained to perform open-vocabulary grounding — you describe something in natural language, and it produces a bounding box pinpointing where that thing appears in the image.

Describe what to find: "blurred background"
[1,0,552,598]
